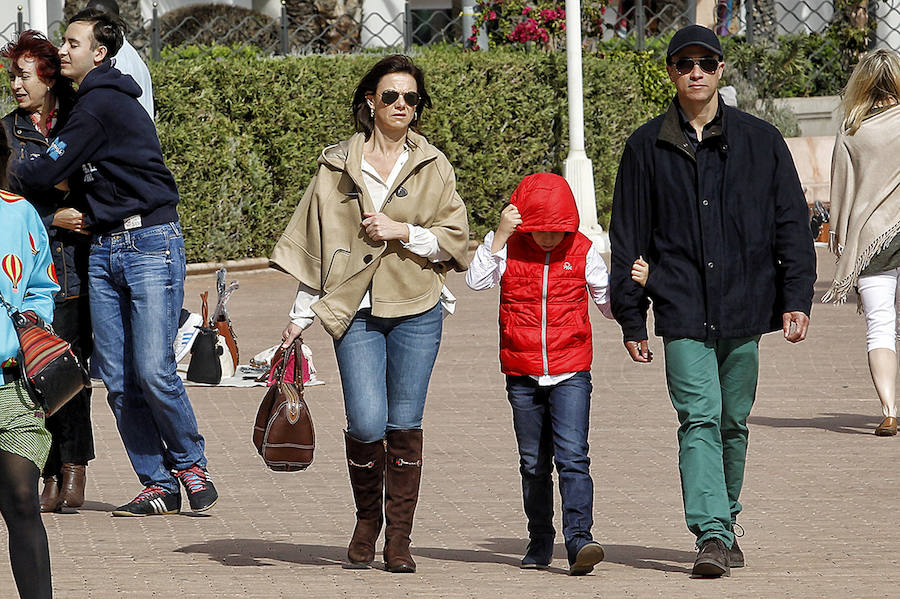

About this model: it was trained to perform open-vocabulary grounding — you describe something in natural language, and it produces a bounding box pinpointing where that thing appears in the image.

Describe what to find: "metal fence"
[0,4,466,59]
[599,0,899,49]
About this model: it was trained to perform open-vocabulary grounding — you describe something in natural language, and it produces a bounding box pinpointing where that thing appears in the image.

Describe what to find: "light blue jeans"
[89,223,206,493]
[333,304,442,443]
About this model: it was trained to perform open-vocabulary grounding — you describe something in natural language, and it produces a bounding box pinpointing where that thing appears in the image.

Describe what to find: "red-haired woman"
[2,30,94,512]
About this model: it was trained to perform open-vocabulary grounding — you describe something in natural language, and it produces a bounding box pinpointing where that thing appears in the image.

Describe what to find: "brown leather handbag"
[252,339,315,471]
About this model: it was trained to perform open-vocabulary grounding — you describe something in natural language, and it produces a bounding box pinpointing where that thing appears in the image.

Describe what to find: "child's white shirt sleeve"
[585,243,614,319]
[289,282,319,329]
[465,230,507,290]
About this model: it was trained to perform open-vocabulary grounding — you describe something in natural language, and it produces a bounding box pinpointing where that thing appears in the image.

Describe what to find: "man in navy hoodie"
[11,9,218,517]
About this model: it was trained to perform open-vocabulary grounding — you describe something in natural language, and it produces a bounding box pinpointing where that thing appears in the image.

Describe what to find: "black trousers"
[43,296,95,476]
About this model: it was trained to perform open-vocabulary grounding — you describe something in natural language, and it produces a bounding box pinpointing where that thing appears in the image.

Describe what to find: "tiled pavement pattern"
[2,246,899,598]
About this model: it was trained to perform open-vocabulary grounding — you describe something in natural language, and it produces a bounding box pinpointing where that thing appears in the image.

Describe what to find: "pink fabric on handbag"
[266,348,310,386]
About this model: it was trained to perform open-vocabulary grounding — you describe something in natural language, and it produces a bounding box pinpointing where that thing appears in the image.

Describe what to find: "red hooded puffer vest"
[498,173,593,376]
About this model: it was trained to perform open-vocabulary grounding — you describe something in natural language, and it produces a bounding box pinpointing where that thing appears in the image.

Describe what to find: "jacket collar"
[319,130,439,214]
[658,95,727,160]
[9,110,49,146]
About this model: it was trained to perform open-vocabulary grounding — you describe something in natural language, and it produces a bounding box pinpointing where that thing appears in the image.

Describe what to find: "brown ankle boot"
[383,429,422,573]
[40,475,61,512]
[59,463,86,508]
[344,432,385,569]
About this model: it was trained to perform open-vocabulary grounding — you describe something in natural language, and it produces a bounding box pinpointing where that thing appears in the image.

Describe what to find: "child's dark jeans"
[505,371,595,562]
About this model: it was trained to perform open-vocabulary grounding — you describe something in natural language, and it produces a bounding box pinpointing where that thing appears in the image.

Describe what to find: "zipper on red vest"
[541,252,550,375]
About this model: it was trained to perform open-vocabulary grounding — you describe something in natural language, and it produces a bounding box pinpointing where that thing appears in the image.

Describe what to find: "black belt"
[2,365,21,384]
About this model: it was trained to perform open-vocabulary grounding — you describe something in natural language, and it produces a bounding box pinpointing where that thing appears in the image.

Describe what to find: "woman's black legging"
[0,449,52,598]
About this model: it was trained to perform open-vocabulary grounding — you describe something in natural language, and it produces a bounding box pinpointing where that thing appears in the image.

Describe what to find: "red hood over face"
[509,173,580,234]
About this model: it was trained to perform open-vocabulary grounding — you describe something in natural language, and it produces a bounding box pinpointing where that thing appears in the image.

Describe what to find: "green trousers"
[663,336,760,547]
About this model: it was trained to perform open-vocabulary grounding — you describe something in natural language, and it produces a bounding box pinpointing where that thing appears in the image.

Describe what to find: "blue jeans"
[89,223,206,493]
[505,372,595,558]
[333,304,442,443]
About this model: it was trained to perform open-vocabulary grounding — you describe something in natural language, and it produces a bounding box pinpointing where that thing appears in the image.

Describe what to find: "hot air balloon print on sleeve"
[3,253,23,293]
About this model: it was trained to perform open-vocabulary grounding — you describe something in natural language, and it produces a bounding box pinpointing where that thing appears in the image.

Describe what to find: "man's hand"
[362,212,408,243]
[52,208,88,234]
[491,204,522,253]
[625,339,653,363]
[782,311,809,343]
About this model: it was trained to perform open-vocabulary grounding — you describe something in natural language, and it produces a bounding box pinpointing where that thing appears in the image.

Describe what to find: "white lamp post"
[562,0,609,251]
[27,0,48,34]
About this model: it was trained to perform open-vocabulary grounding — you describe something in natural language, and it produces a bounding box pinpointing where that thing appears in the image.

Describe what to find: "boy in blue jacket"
[11,9,218,517]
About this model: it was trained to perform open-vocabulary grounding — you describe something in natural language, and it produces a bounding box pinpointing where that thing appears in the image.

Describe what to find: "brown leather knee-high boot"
[344,432,385,568]
[383,429,423,573]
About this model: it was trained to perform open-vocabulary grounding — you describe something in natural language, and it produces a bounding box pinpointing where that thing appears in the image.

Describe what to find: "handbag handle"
[273,337,304,387]
[274,337,305,424]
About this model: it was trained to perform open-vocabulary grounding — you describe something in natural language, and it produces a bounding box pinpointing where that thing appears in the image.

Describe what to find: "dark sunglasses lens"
[675,58,695,74]
[699,58,720,73]
[403,92,420,106]
[381,90,400,105]
[675,57,719,74]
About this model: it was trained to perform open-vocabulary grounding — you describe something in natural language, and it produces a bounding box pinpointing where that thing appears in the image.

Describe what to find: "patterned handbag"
[0,292,89,416]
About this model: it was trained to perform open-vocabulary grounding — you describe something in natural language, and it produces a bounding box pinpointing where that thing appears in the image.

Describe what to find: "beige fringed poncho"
[823,105,900,303]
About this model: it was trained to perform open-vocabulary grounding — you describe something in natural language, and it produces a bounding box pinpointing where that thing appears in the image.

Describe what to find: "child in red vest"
[466,173,614,575]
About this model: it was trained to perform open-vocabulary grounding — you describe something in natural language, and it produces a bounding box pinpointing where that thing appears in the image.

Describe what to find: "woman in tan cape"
[825,49,900,436]
[271,55,469,572]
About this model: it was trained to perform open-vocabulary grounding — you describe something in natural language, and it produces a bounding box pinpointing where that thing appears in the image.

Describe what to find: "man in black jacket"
[609,25,816,578]
[11,9,218,517]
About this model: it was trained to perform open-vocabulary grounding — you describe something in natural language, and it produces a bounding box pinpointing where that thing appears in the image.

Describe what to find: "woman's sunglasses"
[380,89,420,107]
[672,57,721,75]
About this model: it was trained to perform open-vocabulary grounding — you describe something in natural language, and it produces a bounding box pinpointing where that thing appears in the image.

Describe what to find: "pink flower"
[488,10,497,19]
[522,5,532,14]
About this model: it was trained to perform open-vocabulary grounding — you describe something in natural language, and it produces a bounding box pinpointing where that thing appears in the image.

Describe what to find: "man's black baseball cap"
[666,25,724,61]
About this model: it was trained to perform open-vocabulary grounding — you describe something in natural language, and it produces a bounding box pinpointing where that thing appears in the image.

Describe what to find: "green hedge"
[149,46,670,262]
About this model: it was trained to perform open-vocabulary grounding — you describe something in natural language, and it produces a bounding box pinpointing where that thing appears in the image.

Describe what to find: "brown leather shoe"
[692,538,730,578]
[59,463,87,508]
[875,416,898,436]
[40,475,61,512]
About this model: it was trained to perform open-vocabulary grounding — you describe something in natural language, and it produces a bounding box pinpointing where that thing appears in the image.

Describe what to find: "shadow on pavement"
[748,412,879,435]
[57,500,116,513]
[174,537,697,574]
[419,538,695,575]
[600,544,695,574]
[174,539,345,567]
[414,537,523,568]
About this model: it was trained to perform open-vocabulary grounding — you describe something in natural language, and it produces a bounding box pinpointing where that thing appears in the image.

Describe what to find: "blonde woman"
[824,49,900,436]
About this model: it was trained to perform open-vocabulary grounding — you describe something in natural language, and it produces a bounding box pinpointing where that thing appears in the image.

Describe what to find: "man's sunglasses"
[380,89,420,107]
[672,57,721,75]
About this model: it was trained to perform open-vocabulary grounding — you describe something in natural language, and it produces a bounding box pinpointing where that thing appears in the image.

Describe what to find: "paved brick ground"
[2,246,899,598]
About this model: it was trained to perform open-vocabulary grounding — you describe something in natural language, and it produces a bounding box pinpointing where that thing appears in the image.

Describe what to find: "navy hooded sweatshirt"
[11,61,179,234]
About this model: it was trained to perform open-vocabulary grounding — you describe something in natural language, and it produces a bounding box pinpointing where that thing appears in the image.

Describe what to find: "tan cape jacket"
[270,131,470,338]
[824,105,900,304]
